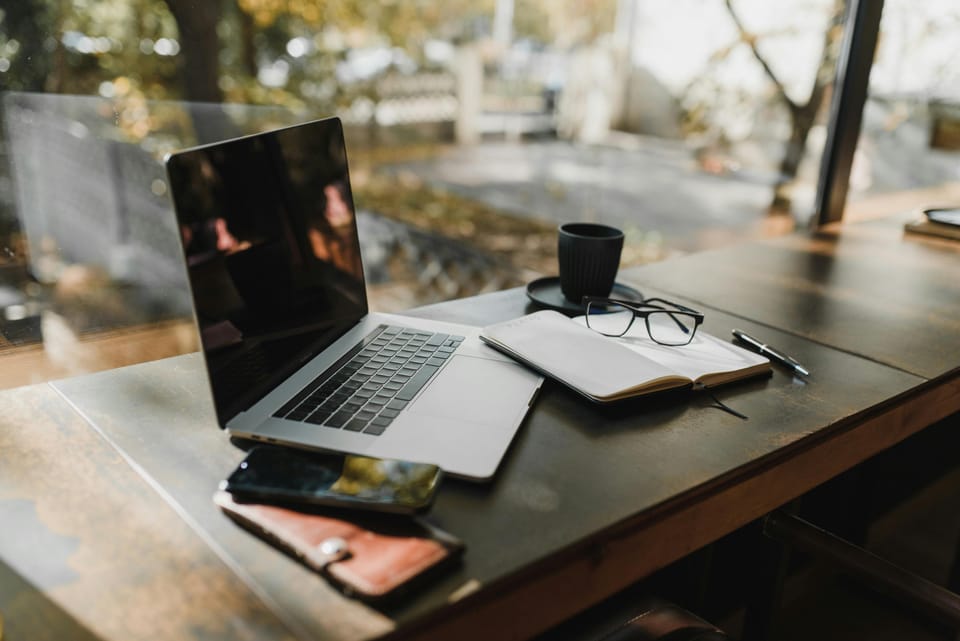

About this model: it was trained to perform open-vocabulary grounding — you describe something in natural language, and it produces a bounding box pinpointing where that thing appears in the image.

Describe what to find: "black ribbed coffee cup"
[558,223,624,304]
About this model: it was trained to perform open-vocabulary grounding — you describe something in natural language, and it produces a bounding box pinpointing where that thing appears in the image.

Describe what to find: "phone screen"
[924,207,960,227]
[221,446,442,513]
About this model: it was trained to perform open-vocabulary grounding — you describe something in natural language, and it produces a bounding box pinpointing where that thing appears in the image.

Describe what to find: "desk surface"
[3,214,960,641]
[622,214,960,380]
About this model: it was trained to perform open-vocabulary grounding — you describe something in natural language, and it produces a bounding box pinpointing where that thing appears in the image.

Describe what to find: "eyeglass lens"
[645,311,697,345]
[585,301,635,336]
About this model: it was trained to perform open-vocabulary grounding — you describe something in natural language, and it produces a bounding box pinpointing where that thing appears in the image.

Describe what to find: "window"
[0,0,850,386]
[847,0,960,220]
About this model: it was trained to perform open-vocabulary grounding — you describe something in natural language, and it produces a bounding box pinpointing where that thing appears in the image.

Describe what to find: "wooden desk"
[2,215,959,641]
[621,213,960,380]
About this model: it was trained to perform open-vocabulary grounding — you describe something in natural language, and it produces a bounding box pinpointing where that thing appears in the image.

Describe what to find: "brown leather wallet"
[214,491,463,600]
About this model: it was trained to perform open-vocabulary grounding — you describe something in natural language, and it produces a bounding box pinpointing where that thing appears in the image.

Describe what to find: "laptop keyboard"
[272,325,464,436]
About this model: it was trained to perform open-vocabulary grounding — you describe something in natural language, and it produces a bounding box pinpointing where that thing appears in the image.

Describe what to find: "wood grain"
[51,357,392,641]
[387,374,960,641]
[0,383,301,641]
[51,289,929,640]
[0,319,197,390]
[622,214,960,380]
[7,212,960,641]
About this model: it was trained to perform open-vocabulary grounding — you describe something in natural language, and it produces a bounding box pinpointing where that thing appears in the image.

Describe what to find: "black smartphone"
[924,207,960,227]
[220,446,443,514]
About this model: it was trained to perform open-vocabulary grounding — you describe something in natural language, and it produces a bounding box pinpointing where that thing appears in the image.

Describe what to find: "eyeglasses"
[583,296,704,346]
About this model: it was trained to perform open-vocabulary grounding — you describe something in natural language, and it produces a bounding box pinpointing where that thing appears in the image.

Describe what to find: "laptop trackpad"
[408,355,533,424]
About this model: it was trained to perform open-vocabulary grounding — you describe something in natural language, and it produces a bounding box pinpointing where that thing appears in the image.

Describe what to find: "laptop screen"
[165,117,368,424]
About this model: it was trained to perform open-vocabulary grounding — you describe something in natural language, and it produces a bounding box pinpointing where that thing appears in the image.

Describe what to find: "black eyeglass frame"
[582,296,705,346]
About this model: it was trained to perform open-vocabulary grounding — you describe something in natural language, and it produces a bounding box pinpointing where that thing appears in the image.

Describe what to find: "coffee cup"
[557,222,624,304]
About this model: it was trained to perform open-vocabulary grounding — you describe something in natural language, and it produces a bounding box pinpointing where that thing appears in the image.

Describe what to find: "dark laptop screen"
[165,118,367,424]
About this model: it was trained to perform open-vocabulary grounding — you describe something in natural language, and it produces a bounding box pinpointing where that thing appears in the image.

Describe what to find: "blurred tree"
[161,0,246,141]
[724,0,845,213]
[0,0,55,92]
[526,0,617,47]
[162,0,223,104]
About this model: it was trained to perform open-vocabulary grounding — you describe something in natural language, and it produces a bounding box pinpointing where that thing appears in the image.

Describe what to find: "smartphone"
[924,207,960,227]
[220,446,443,514]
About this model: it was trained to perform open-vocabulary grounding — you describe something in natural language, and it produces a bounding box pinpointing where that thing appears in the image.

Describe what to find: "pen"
[731,329,810,376]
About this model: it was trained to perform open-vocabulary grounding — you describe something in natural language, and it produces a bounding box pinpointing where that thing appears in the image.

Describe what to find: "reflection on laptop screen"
[165,118,367,423]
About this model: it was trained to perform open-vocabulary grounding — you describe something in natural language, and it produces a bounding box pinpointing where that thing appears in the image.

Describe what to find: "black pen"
[731,329,810,376]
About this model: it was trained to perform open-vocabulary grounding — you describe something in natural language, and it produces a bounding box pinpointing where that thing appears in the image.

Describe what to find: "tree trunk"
[724,0,845,215]
[238,6,258,79]
[772,103,821,212]
[162,0,239,143]
[164,0,222,103]
[768,1,845,214]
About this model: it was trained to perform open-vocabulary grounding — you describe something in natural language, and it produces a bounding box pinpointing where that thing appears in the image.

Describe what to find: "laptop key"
[385,399,407,410]
[326,411,354,428]
[363,416,393,435]
[396,365,440,401]
[427,357,447,367]
[306,410,332,425]
[379,408,401,419]
[344,419,368,432]
[426,333,449,346]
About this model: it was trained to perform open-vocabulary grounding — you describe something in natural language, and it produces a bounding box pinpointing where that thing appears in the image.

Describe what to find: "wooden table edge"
[381,373,960,641]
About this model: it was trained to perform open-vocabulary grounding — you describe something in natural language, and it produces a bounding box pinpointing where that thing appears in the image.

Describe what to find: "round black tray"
[525,276,644,314]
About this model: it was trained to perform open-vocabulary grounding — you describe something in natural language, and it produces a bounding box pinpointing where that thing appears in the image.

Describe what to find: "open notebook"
[480,310,771,403]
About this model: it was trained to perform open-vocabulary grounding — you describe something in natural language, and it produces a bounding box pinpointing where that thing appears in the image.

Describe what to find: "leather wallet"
[214,491,463,600]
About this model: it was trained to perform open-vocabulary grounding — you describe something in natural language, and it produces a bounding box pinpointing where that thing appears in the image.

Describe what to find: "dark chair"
[596,600,729,641]
[535,596,730,641]
[757,510,960,634]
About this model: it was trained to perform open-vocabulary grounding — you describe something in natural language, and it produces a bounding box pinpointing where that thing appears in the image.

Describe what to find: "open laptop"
[164,117,542,481]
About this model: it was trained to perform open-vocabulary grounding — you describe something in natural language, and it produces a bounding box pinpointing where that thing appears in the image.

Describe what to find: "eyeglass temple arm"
[641,297,701,314]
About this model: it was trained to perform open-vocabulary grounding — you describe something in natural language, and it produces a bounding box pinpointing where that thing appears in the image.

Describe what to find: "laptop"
[164,117,542,481]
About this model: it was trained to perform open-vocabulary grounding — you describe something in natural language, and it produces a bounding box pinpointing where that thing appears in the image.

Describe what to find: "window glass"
[848,0,960,219]
[0,0,843,386]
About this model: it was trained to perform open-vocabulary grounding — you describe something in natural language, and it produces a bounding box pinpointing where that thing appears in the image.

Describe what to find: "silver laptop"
[164,117,542,481]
